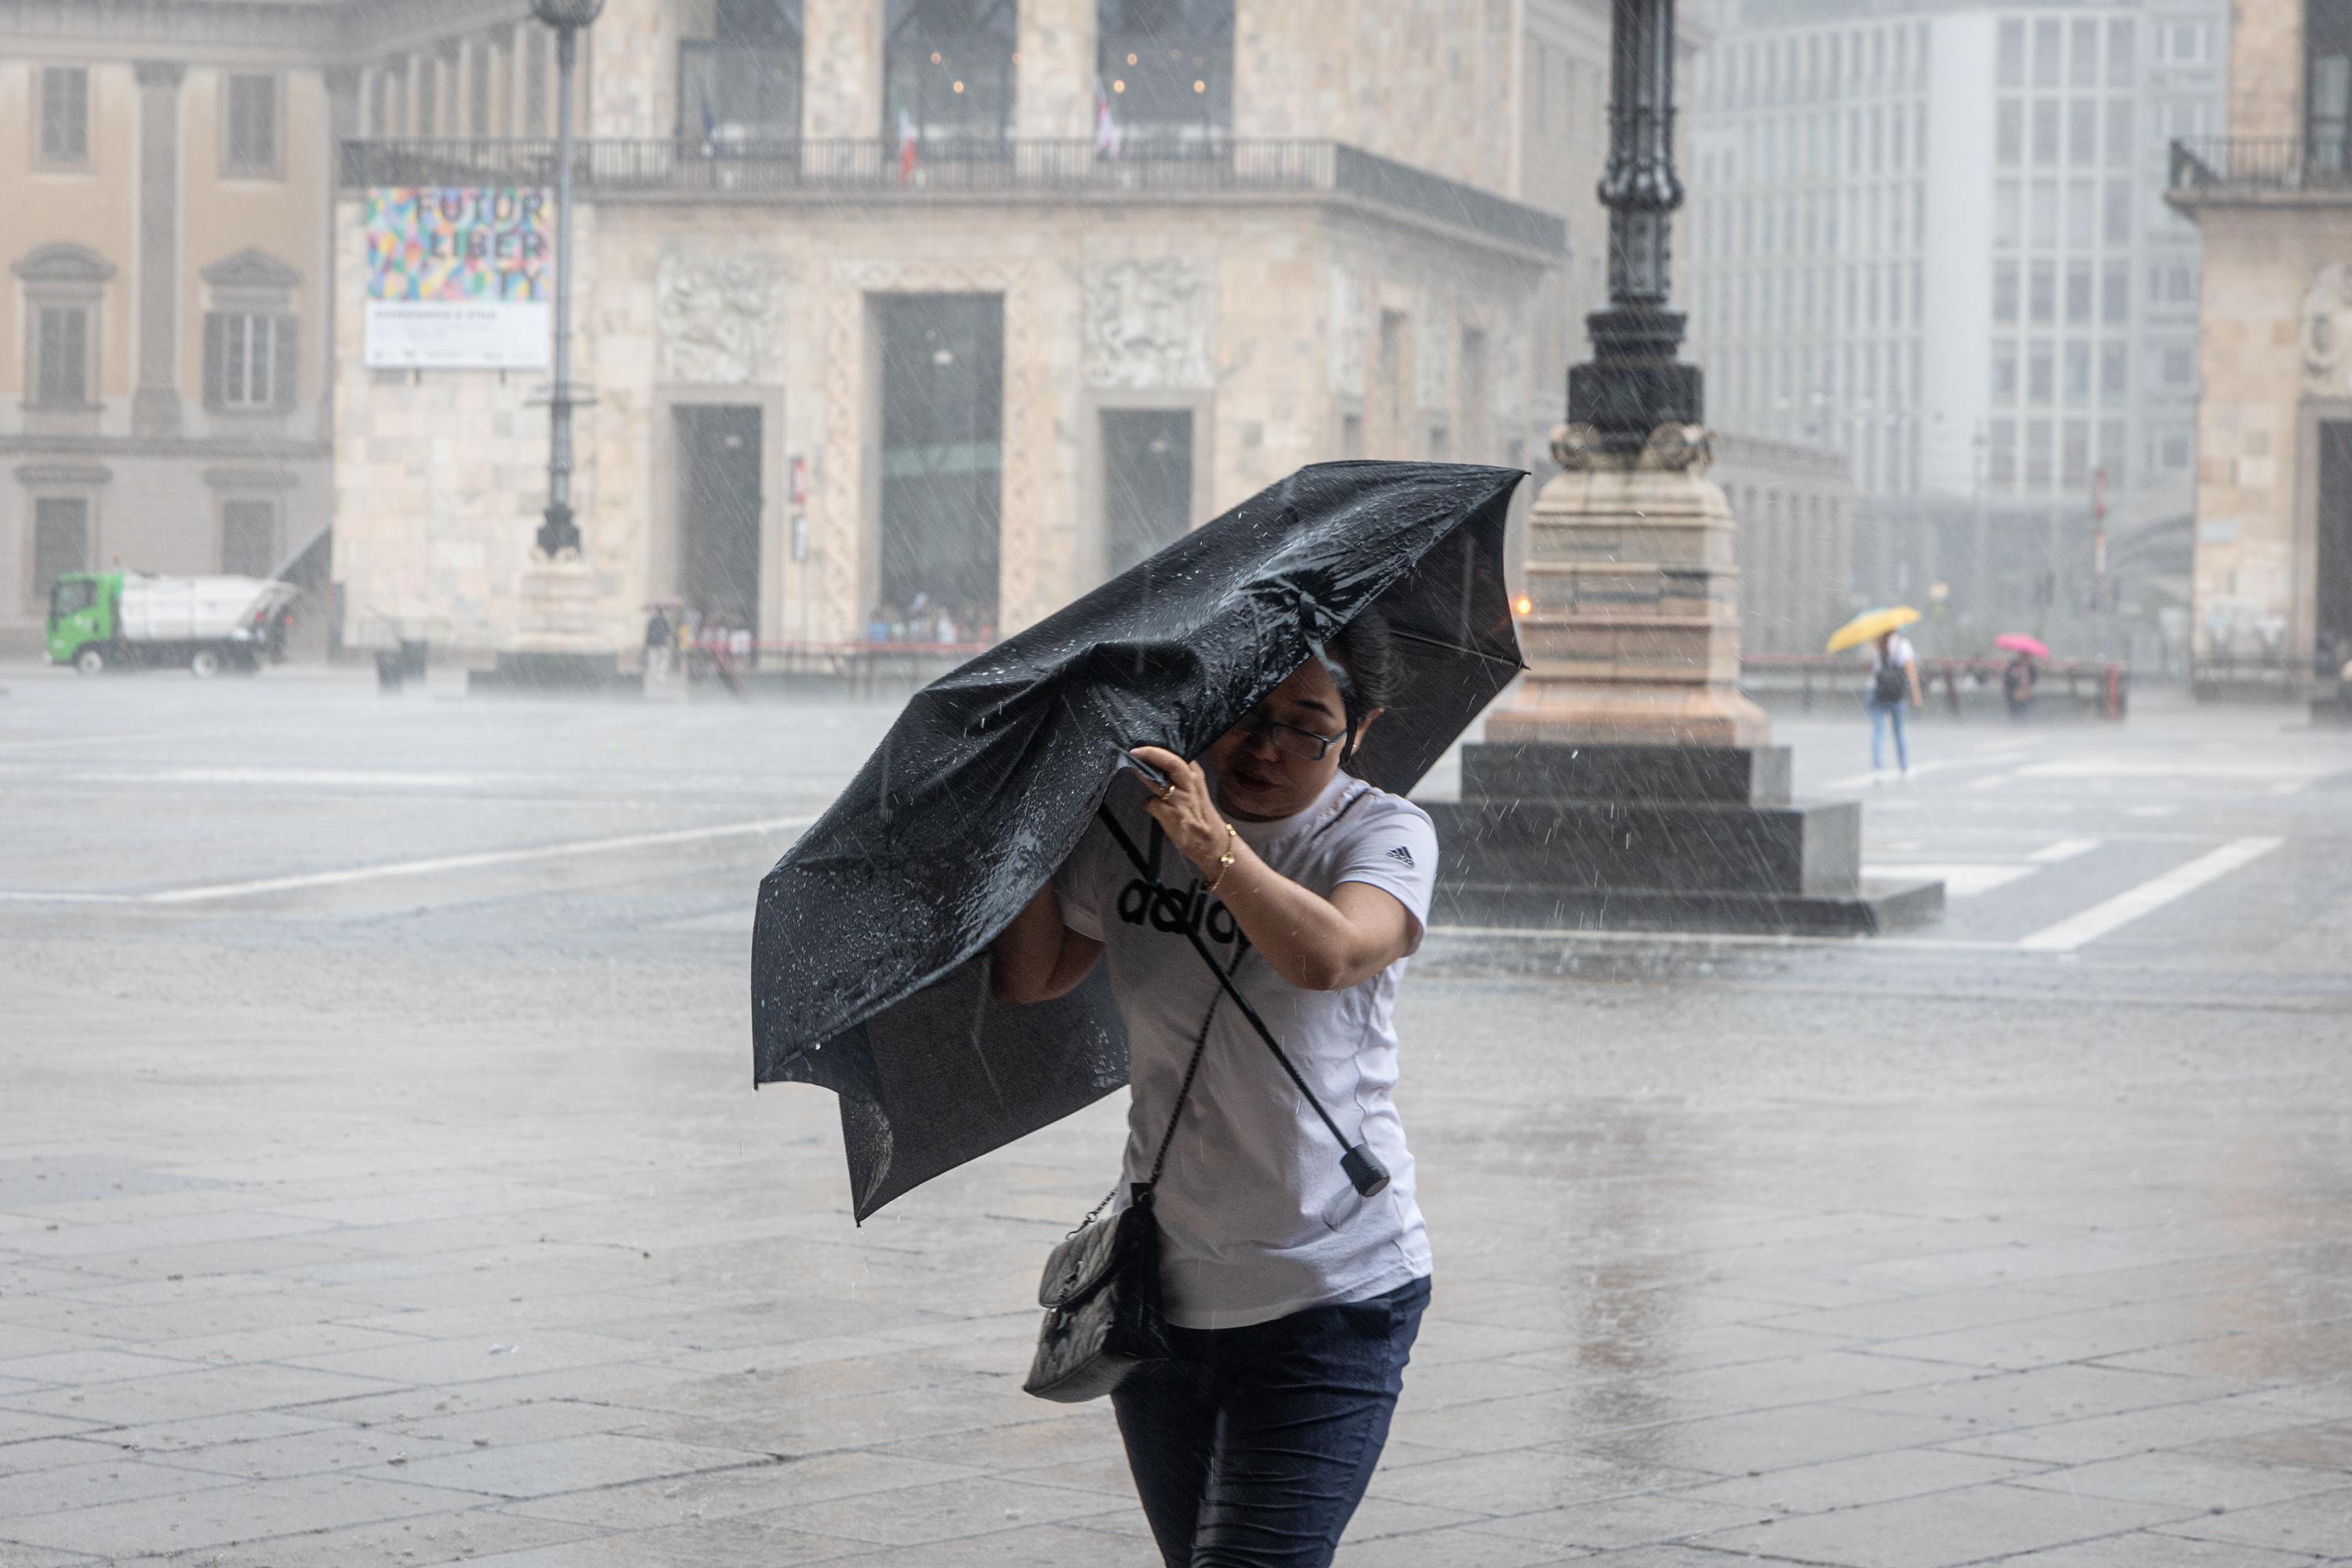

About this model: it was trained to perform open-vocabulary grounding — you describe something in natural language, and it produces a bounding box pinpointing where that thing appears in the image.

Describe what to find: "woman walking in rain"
[991,611,1436,1568]
[1868,626,1922,779]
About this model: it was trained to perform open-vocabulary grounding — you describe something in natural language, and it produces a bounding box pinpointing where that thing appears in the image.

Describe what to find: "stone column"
[322,67,361,445]
[801,0,882,140]
[132,60,183,439]
[1017,0,1095,141]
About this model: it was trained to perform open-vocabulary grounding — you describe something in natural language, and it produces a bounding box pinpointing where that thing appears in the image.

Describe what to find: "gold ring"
[1160,780,1176,800]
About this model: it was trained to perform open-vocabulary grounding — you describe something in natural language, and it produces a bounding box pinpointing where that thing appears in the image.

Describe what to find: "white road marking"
[2028,837,2103,863]
[2014,837,2284,953]
[1863,863,2037,898]
[2016,760,2337,783]
[1422,923,2016,953]
[1817,744,2035,794]
[0,731,169,753]
[0,891,141,903]
[2124,804,2176,818]
[125,817,814,906]
[1,764,504,789]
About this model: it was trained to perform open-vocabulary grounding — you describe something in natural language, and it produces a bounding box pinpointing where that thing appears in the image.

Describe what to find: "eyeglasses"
[1235,711,1345,762]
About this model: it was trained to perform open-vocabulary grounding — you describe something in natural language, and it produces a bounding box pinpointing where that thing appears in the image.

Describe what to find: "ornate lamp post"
[530,0,604,558]
[1424,0,1943,935]
[1569,0,1701,452]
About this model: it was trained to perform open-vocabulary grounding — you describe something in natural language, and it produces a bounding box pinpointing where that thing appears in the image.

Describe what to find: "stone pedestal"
[1430,424,1942,935]
[474,550,623,694]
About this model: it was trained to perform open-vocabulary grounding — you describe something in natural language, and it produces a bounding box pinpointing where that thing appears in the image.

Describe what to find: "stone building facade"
[1710,430,1855,655]
[0,3,357,655]
[328,0,1569,660]
[1685,0,2223,652]
[2170,0,2352,682]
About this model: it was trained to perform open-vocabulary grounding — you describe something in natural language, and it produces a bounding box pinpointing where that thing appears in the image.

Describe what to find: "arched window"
[885,0,1017,150]
[1098,0,1233,149]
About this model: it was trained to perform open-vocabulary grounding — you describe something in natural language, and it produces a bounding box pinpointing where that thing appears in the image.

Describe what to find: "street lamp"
[530,0,604,558]
[1566,0,1700,452]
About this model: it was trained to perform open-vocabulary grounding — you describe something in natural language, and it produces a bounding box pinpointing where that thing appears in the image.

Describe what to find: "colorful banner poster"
[362,187,554,369]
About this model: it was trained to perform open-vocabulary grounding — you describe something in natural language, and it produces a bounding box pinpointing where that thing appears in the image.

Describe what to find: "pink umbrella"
[1996,633,2050,659]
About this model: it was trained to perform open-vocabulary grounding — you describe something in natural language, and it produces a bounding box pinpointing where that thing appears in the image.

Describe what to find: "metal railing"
[339,136,1568,256]
[2168,136,2352,198]
[1741,655,2129,721]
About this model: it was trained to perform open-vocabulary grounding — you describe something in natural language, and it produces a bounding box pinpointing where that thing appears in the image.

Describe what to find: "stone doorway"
[877,293,1003,635]
[675,404,764,629]
[1102,408,1194,577]
[2318,421,2352,662]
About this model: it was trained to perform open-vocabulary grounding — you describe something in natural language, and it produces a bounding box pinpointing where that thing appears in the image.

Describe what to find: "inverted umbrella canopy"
[1995,633,2050,659]
[752,461,1526,1219]
[1827,605,1921,654]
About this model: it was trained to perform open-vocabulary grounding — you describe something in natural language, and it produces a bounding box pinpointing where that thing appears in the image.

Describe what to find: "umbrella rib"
[1386,625,1526,671]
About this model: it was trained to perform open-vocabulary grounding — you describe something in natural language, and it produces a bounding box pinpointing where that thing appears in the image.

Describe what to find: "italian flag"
[898,100,918,185]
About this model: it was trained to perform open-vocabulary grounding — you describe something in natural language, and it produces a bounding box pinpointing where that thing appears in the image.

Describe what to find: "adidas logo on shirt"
[1385,844,1416,869]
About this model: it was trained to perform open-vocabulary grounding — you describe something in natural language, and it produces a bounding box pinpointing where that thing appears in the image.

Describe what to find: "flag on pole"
[1094,77,1122,160]
[898,100,919,185]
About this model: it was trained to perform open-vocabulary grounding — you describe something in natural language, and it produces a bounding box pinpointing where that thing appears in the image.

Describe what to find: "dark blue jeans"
[1112,1275,1430,1568]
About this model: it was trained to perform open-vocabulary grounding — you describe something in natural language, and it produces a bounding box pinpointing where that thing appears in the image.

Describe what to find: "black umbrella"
[753,460,1525,1219]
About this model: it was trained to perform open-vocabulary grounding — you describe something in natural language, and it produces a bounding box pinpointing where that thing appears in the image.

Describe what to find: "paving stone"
[1368,1446,1715,1514]
[1671,1445,2049,1513]
[350,1432,774,1500]
[1944,1392,2349,1465]
[1691,1480,2201,1566]
[0,1457,241,1517]
[1557,1403,1971,1476]
[5,1363,400,1428]
[2009,1450,2350,1512]
[724,1474,1131,1546]
[1,1471,453,1555]
[1835,1362,2235,1432]
[1468,1492,1775,1552]
[143,1422,476,1481]
[2198,1420,2352,1472]
[137,1504,601,1567]
[503,1448,982,1528]
[2151,1484,2352,1553]
[1988,1530,2328,1565]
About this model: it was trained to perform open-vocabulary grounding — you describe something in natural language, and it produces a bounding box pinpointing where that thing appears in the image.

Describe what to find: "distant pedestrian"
[2002,651,2038,722]
[643,606,677,698]
[1868,628,1921,778]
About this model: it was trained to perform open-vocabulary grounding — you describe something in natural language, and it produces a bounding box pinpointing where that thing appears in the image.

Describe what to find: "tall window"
[221,500,277,577]
[2312,0,2352,172]
[224,74,280,176]
[33,498,89,601]
[38,67,89,166]
[680,0,803,140]
[1099,0,1233,146]
[34,304,92,407]
[205,311,297,411]
[885,0,1017,147]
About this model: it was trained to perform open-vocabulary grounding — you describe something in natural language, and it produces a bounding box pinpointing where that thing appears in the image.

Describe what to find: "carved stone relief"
[656,251,788,387]
[1082,259,1214,391]
[2302,263,2351,396]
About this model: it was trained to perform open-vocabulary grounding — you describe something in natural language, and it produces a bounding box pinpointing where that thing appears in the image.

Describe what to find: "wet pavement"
[3,664,2350,1566]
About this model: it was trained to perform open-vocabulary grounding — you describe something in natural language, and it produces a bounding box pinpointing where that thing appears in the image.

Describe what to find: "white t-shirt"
[1057,771,1438,1330]
[1871,633,1916,671]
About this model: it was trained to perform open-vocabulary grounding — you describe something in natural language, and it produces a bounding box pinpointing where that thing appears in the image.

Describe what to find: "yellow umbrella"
[1825,605,1921,654]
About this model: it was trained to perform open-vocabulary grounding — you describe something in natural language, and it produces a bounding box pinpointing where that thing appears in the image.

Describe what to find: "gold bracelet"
[1203,822,1239,894]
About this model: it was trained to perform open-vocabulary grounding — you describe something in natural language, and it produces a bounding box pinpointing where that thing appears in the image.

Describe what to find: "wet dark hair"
[1328,608,1398,713]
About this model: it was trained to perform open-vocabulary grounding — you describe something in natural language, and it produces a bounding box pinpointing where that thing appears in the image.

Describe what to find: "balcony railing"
[339,136,1568,256]
[2169,136,2352,198]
